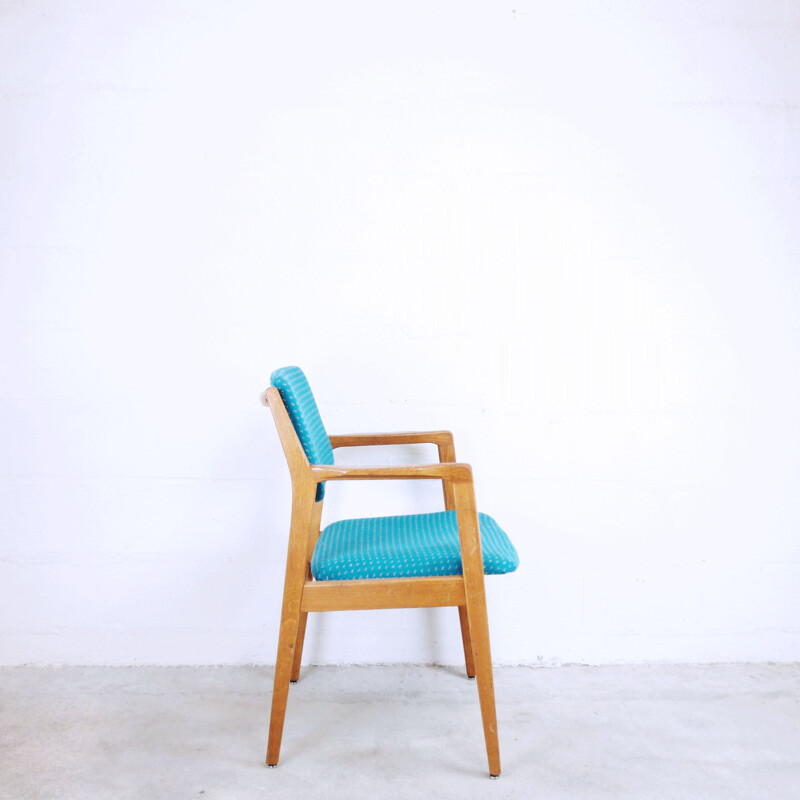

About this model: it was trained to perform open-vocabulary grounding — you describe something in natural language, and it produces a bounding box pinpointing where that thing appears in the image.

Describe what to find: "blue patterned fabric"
[311,510,519,580]
[271,366,334,501]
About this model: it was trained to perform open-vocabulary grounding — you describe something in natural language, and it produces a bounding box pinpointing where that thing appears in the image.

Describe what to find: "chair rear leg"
[290,567,313,682]
[267,604,302,764]
[290,612,308,683]
[458,605,476,678]
[267,497,313,767]
[291,502,323,683]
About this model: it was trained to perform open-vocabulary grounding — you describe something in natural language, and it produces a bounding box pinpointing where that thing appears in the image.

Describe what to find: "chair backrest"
[270,366,333,501]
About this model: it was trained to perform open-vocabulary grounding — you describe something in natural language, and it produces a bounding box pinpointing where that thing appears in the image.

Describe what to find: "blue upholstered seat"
[271,366,519,581]
[312,510,519,581]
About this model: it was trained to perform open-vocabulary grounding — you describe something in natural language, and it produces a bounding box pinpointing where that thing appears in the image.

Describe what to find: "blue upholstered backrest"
[270,366,334,500]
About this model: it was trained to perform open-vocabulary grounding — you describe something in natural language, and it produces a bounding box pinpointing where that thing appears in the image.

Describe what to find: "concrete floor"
[0,664,798,800]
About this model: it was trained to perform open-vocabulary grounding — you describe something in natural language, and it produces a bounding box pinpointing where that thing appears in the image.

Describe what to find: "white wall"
[2,0,799,665]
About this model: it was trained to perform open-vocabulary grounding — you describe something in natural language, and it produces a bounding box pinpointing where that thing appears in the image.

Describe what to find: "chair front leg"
[453,480,501,778]
[267,491,315,767]
[437,444,478,679]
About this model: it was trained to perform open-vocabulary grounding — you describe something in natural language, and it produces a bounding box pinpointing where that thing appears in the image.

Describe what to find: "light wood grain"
[265,478,315,766]
[291,500,324,682]
[310,462,472,483]
[458,605,476,678]
[300,576,466,612]
[453,479,501,777]
[329,430,454,448]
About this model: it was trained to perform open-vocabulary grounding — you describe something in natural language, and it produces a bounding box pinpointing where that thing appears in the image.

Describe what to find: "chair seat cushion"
[311,510,519,581]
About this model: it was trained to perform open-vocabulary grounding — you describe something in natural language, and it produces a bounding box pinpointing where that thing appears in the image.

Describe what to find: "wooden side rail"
[300,576,466,612]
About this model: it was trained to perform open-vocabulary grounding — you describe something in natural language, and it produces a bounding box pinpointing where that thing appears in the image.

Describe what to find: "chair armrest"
[329,431,454,449]
[310,462,472,483]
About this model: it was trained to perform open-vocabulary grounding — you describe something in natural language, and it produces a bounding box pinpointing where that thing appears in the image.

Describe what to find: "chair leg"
[266,597,302,765]
[290,612,308,683]
[454,480,501,777]
[290,567,313,682]
[291,502,323,683]
[464,585,501,776]
[458,605,476,678]
[266,496,314,767]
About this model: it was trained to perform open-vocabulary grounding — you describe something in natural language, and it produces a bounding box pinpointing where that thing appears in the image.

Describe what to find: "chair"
[263,366,519,777]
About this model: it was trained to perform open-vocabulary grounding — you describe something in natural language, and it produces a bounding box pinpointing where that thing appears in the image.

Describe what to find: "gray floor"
[1,664,798,799]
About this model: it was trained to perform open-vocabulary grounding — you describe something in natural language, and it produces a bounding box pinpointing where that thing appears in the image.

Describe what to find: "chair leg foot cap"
[467,675,476,680]
[290,680,298,684]
[268,764,278,769]
[490,774,500,779]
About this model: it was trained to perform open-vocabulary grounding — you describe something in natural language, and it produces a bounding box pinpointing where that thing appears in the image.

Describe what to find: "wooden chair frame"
[263,385,502,777]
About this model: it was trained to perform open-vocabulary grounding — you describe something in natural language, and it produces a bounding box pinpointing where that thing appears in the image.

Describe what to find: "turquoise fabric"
[311,510,519,580]
[270,366,334,501]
